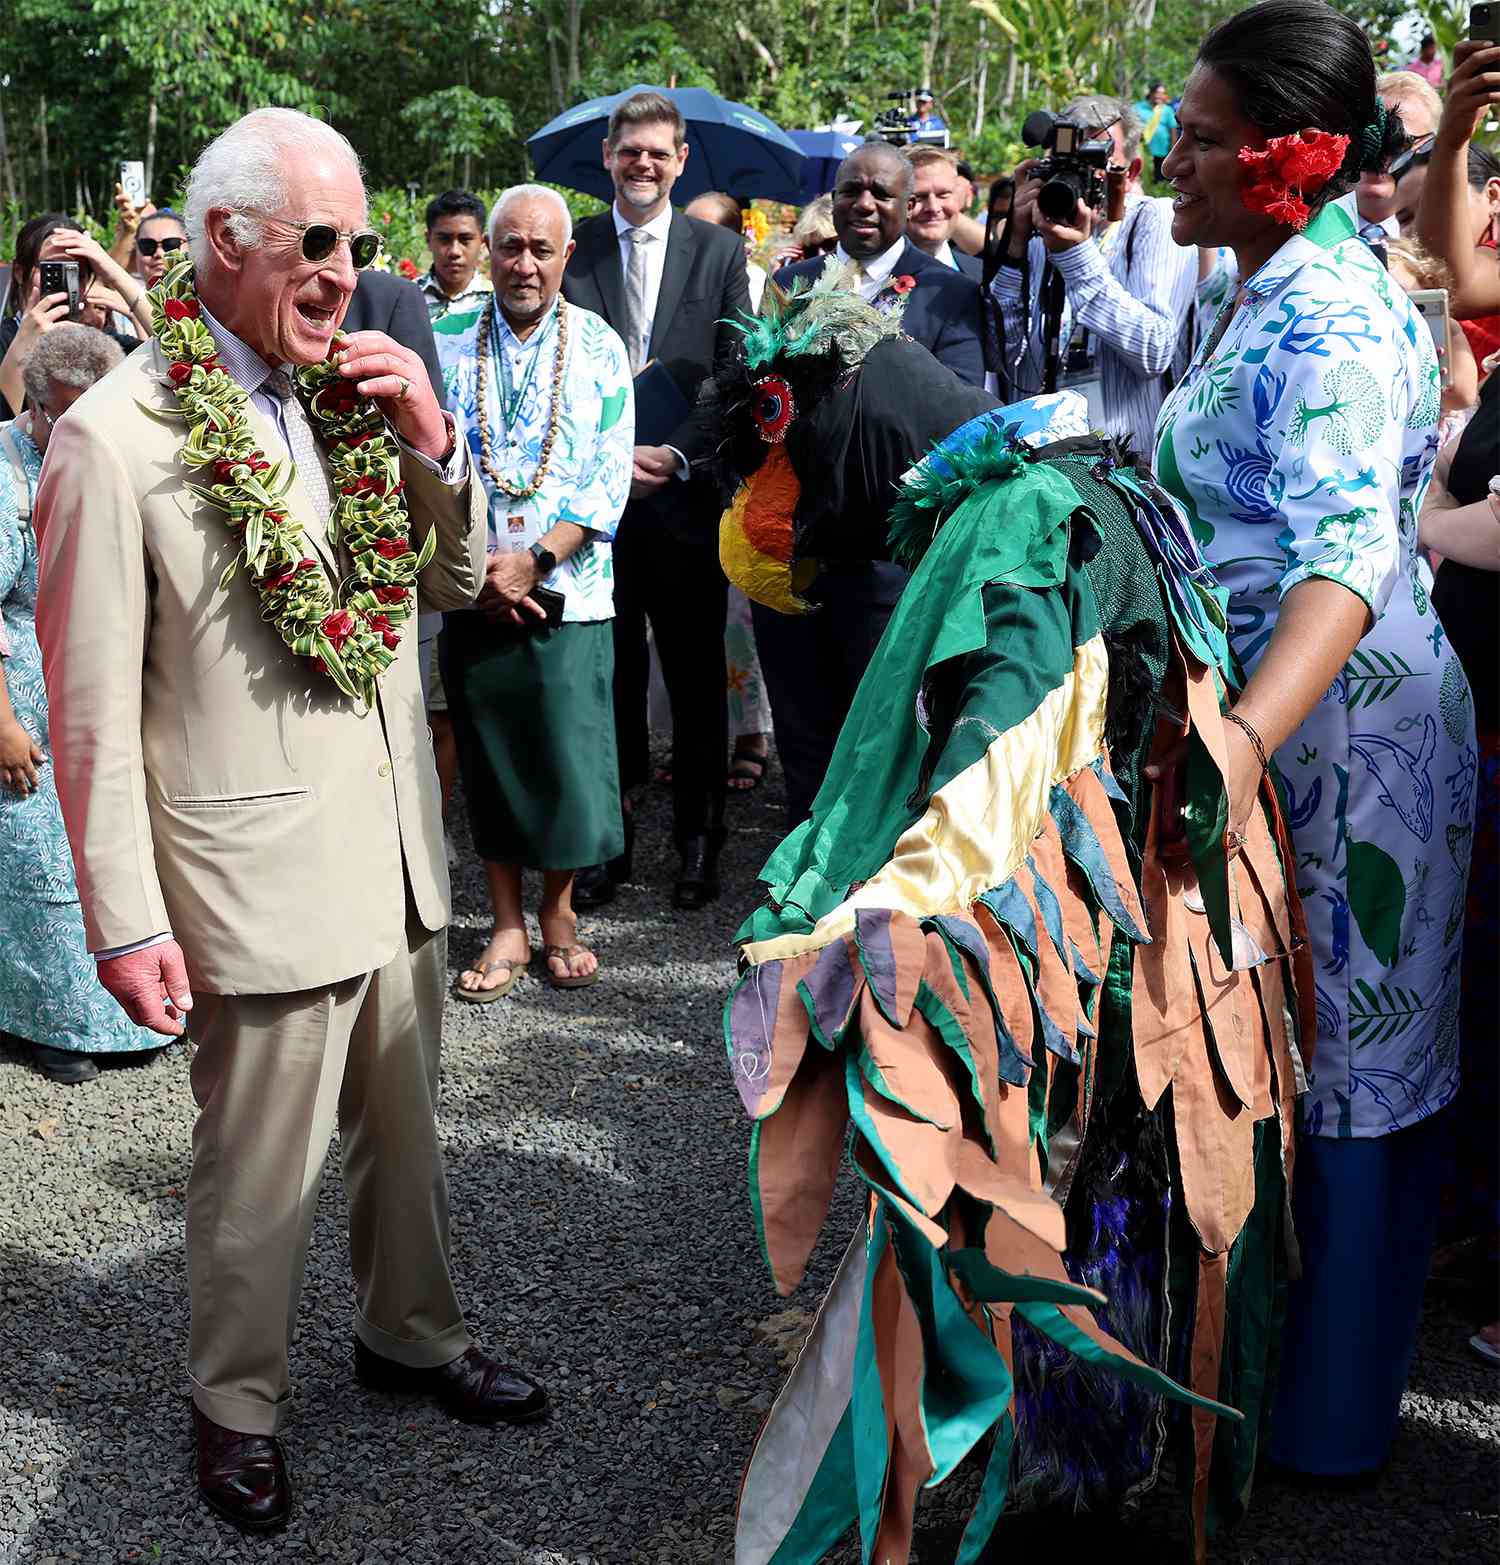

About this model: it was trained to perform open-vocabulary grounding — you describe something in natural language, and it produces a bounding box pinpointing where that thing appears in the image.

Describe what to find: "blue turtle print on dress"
[1154,192,1474,1139]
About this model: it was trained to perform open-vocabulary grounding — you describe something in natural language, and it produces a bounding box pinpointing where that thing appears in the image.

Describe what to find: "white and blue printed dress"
[1154,192,1475,1141]
[0,422,159,1056]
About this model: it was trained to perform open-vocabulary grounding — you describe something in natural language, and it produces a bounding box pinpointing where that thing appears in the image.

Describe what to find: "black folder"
[632,359,691,447]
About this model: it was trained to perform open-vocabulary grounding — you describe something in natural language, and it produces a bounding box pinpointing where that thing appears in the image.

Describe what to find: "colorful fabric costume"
[715,280,1314,1563]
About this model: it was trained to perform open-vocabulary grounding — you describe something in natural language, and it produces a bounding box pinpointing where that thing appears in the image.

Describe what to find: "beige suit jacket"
[35,339,485,996]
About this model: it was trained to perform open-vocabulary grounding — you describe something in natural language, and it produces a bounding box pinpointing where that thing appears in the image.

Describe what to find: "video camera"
[871,90,951,149]
[1020,110,1123,222]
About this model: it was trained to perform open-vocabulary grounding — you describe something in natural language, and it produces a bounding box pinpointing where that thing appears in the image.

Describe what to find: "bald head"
[831,142,913,260]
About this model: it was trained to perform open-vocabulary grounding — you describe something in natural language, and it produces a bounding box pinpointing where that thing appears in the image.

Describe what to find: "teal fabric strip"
[763,1403,861,1565]
[852,1209,892,1563]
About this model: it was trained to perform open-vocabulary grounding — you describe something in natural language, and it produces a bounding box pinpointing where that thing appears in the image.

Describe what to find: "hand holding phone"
[37,260,82,319]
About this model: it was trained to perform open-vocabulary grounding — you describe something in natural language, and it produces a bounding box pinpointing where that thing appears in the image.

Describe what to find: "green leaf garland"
[148,259,435,707]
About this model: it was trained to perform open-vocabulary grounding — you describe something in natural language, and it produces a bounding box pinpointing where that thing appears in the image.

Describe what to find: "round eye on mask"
[751,374,796,443]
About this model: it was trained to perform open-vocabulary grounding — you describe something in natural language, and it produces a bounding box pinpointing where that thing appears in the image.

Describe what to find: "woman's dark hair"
[1197,0,1408,208]
[1469,145,1500,192]
[5,212,82,316]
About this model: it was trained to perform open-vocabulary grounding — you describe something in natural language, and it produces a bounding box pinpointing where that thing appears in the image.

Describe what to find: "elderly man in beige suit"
[35,107,547,1534]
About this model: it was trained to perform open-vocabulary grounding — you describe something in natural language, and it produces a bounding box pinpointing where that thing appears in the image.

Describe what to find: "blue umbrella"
[527,85,805,204]
[788,131,865,203]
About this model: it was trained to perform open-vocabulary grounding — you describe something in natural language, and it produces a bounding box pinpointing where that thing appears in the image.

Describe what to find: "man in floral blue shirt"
[436,185,633,998]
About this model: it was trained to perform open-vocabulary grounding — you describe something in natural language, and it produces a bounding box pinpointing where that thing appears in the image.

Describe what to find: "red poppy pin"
[888,274,917,295]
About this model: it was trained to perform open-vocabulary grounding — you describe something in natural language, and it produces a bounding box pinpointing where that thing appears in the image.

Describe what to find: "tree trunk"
[145,95,159,196]
[972,20,989,140]
[0,80,14,208]
[566,0,583,96]
[546,31,564,117]
[39,94,50,210]
[842,0,852,49]
[1020,61,1030,103]
[1003,42,1017,109]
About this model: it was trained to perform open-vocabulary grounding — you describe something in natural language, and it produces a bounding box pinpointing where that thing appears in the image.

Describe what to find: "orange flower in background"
[742,207,770,247]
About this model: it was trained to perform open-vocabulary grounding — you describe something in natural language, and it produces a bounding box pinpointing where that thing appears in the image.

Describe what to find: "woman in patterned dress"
[1154,0,1476,1475]
[0,324,161,1082]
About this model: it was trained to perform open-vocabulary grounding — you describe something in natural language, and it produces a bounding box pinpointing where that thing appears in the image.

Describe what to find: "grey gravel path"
[2,760,1496,1564]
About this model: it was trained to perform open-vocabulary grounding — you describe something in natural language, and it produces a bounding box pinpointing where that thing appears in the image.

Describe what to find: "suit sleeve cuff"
[95,931,173,961]
[666,444,690,481]
[398,413,468,485]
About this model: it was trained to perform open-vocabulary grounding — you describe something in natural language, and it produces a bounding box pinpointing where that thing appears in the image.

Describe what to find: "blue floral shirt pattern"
[1154,193,1475,1139]
[435,298,634,624]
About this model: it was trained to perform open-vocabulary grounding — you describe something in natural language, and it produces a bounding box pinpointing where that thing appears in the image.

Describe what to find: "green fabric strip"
[764,1402,861,1565]
[954,1412,1017,1565]
[852,1209,892,1562]
[755,462,1091,928]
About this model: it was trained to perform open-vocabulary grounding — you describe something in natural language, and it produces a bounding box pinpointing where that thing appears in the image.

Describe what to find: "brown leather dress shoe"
[192,1404,291,1531]
[354,1337,550,1425]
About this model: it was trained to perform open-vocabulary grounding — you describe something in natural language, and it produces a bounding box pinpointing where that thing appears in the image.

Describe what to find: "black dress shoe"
[31,1044,99,1084]
[193,1404,291,1532]
[673,834,722,909]
[571,862,616,909]
[354,1338,549,1425]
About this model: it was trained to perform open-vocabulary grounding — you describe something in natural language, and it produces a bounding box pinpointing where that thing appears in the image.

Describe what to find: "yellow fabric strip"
[744,632,1110,966]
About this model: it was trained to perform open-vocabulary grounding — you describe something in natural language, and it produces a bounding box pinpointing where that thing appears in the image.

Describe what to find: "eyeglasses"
[136,234,186,258]
[274,219,383,271]
[1387,133,1437,180]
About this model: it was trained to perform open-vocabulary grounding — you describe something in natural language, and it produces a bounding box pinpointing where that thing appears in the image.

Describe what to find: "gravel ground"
[1,757,1496,1565]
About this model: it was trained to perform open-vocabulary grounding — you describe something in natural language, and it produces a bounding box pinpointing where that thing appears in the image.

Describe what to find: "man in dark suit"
[773,142,985,385]
[759,142,987,831]
[906,145,985,280]
[562,90,751,909]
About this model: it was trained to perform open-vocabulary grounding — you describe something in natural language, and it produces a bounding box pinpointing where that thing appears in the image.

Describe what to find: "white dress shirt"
[831,237,908,302]
[613,202,675,364]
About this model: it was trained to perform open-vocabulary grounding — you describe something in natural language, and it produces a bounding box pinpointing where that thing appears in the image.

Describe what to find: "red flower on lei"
[1238,129,1350,232]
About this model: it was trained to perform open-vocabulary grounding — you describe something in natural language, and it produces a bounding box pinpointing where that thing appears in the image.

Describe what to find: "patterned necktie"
[623,226,650,374]
[264,368,333,532]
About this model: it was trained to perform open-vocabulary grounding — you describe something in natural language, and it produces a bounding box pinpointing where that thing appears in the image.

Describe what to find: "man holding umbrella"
[562,91,751,910]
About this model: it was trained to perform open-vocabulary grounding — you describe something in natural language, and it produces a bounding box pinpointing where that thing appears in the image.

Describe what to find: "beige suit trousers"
[185,909,471,1435]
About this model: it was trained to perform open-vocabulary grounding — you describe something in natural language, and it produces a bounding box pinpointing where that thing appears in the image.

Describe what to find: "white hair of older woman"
[184,107,364,269]
[488,184,573,246]
[22,323,125,408]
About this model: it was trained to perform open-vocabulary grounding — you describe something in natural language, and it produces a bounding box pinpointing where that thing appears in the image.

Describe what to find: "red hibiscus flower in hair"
[1238,129,1349,232]
[322,609,358,650]
[163,297,200,322]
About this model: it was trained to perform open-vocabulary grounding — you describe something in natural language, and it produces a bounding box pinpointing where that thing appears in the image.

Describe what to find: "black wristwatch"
[529,541,557,576]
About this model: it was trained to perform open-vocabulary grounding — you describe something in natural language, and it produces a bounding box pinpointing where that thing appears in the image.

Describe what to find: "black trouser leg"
[643,529,729,844]
[609,519,651,798]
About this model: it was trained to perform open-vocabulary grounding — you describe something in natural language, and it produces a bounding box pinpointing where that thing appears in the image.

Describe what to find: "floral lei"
[148,260,435,706]
[1238,128,1350,232]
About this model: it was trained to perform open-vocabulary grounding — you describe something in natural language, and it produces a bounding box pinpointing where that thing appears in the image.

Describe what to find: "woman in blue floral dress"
[1155,0,1476,1477]
[0,326,159,1082]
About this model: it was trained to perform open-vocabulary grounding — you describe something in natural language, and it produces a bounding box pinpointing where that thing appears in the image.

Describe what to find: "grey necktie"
[264,368,334,532]
[623,226,650,374]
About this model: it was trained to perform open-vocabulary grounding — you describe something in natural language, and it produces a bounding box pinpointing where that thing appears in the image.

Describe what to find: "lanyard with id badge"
[485,313,566,628]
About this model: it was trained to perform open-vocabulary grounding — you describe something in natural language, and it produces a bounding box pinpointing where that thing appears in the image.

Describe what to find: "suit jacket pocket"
[170,787,314,808]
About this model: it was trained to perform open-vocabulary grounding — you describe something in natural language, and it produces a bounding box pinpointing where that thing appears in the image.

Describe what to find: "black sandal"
[728,741,767,791]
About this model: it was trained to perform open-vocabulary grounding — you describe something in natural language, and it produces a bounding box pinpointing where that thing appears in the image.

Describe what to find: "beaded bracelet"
[1224,709,1270,774]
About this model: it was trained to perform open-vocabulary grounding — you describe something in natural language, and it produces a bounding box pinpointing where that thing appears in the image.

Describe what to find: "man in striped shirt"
[990,94,1197,459]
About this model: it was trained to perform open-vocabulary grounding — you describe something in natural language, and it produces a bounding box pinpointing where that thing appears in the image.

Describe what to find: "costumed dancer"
[1157,0,1474,1477]
[715,269,1314,1563]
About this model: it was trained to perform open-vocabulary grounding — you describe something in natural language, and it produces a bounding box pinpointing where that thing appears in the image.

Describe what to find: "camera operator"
[990,94,1196,456]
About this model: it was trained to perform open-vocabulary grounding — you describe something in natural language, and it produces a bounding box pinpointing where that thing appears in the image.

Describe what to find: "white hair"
[488,184,573,246]
[185,107,364,269]
[22,323,124,407]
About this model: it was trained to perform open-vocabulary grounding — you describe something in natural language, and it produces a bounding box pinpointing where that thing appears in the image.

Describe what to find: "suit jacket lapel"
[652,212,697,357]
[581,214,629,337]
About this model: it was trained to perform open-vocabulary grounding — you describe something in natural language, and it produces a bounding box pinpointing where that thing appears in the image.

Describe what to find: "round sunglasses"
[136,234,186,258]
[278,218,383,271]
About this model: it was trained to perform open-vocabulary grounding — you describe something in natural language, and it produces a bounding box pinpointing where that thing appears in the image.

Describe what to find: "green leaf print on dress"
[1343,647,1429,710]
[1348,978,1431,1049]
[1346,833,1406,967]
[1188,351,1241,418]
[1286,361,1386,453]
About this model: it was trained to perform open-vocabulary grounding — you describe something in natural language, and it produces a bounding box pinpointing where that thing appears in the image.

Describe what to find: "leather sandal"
[453,950,530,1004]
[542,943,600,990]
